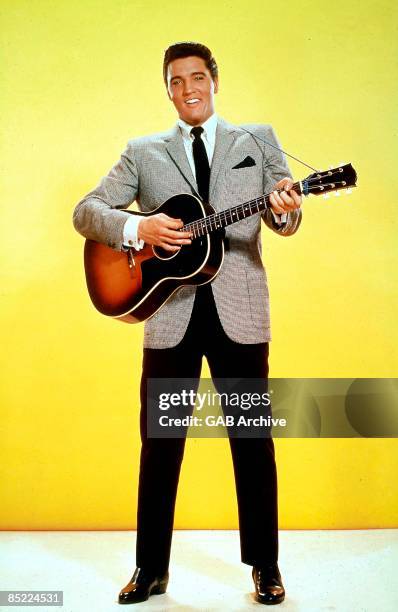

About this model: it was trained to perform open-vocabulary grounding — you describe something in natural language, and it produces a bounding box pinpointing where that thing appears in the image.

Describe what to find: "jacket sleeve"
[260,125,302,237]
[72,140,139,251]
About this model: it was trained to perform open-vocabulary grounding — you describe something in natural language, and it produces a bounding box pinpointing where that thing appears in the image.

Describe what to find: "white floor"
[1,530,397,611]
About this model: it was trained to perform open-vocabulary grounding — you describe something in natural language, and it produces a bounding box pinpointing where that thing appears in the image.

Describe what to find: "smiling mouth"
[185,98,200,105]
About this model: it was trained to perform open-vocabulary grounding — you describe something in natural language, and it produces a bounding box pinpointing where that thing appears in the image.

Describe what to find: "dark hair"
[163,41,218,85]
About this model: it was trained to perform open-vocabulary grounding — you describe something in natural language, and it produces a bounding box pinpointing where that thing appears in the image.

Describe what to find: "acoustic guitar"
[83,163,357,323]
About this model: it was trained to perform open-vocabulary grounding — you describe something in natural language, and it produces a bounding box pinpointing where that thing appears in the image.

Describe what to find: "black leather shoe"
[252,563,285,605]
[118,567,169,604]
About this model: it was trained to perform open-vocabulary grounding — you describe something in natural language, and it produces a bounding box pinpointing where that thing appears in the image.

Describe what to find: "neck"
[182,182,301,238]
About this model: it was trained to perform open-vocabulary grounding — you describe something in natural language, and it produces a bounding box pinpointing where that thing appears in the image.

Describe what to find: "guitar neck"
[182,162,357,239]
[183,182,301,239]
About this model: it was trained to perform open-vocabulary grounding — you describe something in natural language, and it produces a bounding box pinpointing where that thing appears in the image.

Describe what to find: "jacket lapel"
[164,126,198,195]
[209,118,237,200]
[164,118,238,202]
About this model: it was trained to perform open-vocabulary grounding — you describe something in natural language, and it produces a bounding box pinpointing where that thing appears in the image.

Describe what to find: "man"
[73,42,302,605]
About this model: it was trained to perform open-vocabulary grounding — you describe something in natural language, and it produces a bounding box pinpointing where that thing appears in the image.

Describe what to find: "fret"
[188,181,302,241]
[183,172,355,244]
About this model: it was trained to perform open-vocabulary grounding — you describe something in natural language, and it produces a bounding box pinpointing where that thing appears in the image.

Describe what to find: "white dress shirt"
[122,113,284,250]
[177,112,218,175]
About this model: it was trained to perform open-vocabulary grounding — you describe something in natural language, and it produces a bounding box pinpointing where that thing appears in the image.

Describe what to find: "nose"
[183,79,195,97]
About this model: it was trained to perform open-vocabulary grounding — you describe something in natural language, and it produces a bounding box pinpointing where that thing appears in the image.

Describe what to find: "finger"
[159,242,180,252]
[282,180,293,190]
[282,190,301,209]
[270,204,285,214]
[161,215,184,229]
[163,229,192,240]
[279,191,296,209]
[269,193,285,214]
[168,238,192,245]
[290,190,302,207]
[275,177,292,191]
[272,190,287,209]
[160,233,191,246]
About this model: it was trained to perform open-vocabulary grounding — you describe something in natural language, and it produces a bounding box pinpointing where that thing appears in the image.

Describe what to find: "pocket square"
[232,156,256,169]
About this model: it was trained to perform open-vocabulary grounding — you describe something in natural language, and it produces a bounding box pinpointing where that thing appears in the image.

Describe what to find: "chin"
[183,113,205,126]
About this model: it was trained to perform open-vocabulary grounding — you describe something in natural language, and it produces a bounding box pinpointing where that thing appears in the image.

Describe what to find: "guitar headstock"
[302,163,357,197]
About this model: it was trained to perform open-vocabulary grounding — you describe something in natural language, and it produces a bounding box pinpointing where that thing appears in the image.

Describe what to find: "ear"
[213,77,219,94]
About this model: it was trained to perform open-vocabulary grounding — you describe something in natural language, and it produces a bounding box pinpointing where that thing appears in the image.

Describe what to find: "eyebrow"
[170,71,206,81]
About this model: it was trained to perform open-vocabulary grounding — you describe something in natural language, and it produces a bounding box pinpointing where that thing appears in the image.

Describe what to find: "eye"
[194,75,204,80]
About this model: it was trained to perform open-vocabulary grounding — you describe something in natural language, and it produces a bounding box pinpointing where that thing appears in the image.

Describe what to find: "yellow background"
[1,0,397,529]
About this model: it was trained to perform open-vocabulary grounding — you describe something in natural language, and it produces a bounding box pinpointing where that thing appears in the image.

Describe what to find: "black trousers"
[136,284,278,574]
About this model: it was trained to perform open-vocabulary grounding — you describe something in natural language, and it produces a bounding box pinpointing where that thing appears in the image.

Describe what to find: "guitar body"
[83,164,357,324]
[84,193,225,323]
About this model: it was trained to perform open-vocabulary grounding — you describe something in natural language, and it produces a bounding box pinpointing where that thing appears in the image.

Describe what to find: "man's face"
[166,56,218,126]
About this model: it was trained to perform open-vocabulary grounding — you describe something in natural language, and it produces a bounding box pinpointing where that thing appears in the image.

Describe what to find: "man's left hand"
[269,177,302,214]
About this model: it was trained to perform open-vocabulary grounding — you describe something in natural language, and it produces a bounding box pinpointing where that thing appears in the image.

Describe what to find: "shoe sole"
[118,582,168,604]
[254,593,285,605]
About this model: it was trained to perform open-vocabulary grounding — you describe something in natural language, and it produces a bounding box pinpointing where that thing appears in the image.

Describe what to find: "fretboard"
[183,182,301,239]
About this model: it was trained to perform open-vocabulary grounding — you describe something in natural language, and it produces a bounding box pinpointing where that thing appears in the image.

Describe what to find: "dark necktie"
[190,126,210,202]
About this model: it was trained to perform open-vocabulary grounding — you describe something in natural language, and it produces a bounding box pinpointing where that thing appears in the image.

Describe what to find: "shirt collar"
[177,113,218,145]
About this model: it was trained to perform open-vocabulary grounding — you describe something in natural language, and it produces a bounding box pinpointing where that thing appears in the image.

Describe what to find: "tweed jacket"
[73,117,302,348]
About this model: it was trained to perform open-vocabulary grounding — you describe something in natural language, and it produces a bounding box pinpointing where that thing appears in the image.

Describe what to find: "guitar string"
[185,185,348,236]
[184,190,326,235]
[183,177,349,236]
[186,170,347,231]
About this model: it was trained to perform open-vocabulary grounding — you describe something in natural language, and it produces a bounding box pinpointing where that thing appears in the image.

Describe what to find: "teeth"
[186,99,199,104]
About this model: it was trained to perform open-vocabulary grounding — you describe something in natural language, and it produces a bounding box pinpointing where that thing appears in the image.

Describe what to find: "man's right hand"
[137,213,192,252]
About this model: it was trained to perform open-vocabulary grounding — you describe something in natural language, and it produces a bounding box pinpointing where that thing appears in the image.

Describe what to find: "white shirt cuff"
[270,210,288,225]
[123,215,145,250]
